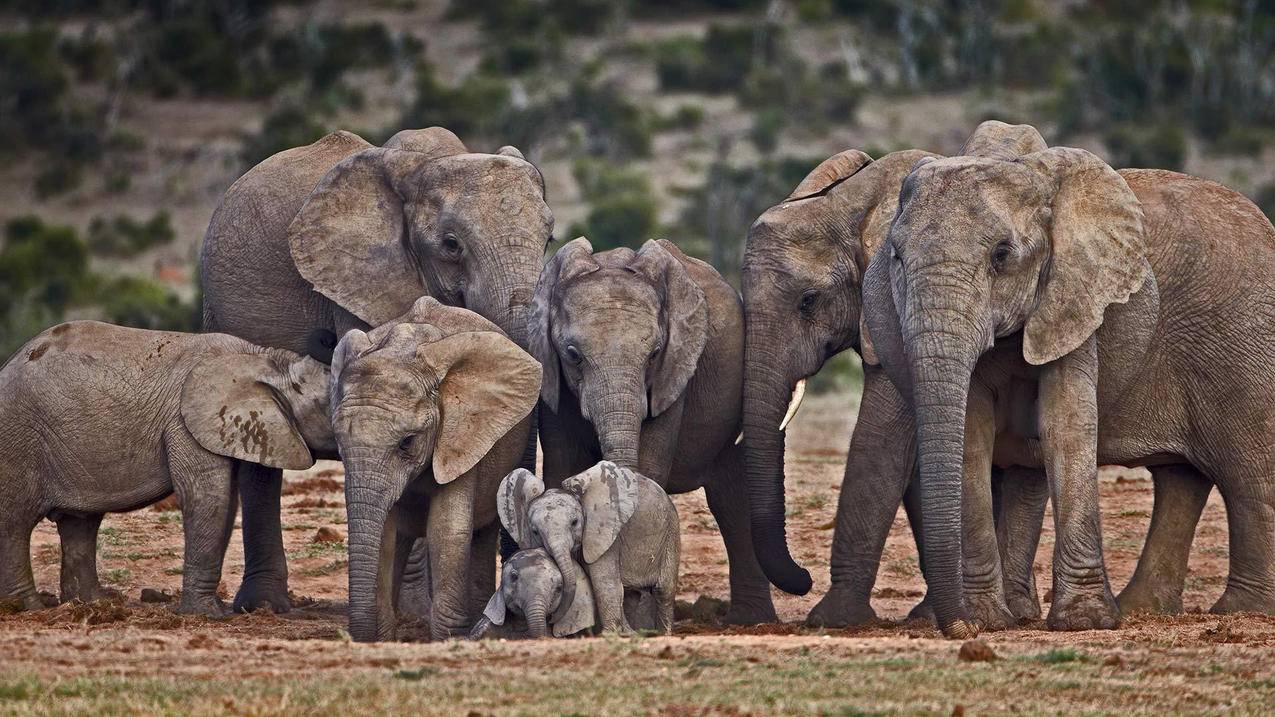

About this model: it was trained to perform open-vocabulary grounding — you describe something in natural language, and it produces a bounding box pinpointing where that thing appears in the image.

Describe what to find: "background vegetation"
[1,0,1272,375]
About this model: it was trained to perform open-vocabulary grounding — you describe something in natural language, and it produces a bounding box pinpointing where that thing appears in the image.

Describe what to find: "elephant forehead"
[530,492,582,519]
[560,273,660,317]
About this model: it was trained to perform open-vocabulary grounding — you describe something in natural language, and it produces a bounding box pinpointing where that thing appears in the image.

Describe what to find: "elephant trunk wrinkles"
[525,598,549,639]
[588,366,645,470]
[343,452,408,642]
[904,284,982,638]
[544,538,577,625]
[742,317,812,595]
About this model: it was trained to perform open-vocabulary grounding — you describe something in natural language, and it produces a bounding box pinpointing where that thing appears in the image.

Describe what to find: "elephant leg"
[994,466,1049,621]
[0,511,41,610]
[588,552,632,634]
[1118,464,1210,615]
[902,478,933,622]
[172,450,238,617]
[426,478,477,640]
[809,370,917,627]
[468,522,499,622]
[539,398,597,487]
[1210,471,1275,615]
[233,462,291,613]
[54,513,115,603]
[703,443,777,625]
[960,383,1015,631]
[397,538,431,621]
[623,589,647,631]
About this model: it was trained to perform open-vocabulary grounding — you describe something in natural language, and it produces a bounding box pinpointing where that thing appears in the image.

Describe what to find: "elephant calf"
[499,462,679,634]
[470,548,595,639]
[0,321,334,615]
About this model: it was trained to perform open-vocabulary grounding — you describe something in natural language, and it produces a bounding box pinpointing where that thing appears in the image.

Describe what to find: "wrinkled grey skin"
[469,548,595,639]
[0,321,333,616]
[531,238,772,623]
[741,121,1061,624]
[200,127,551,614]
[329,297,540,642]
[864,146,1275,637]
[501,463,679,634]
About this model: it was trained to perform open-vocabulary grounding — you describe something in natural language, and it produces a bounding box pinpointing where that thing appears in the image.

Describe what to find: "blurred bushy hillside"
[1,0,1273,368]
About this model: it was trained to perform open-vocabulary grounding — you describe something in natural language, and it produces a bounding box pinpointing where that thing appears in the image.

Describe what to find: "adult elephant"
[862,147,1275,637]
[200,127,551,613]
[741,121,1054,616]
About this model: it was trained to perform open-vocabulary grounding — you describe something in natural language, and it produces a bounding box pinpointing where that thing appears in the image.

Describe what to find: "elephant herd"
[2,121,1274,643]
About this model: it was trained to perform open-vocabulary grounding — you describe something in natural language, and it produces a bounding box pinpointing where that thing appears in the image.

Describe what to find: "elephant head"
[478,548,595,638]
[739,120,1048,596]
[529,238,707,468]
[561,461,641,565]
[181,348,336,469]
[330,296,541,642]
[288,127,552,348]
[862,146,1148,636]
[497,468,586,628]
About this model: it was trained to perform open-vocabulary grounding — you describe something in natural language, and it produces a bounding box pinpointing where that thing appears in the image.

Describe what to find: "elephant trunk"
[342,452,408,642]
[903,281,983,639]
[545,539,577,626]
[524,597,550,639]
[742,317,812,595]
[585,365,645,470]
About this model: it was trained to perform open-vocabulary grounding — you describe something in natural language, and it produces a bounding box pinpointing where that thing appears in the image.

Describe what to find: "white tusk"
[777,379,807,433]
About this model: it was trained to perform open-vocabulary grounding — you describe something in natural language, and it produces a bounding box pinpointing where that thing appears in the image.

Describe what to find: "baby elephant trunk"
[525,596,550,638]
[545,539,577,627]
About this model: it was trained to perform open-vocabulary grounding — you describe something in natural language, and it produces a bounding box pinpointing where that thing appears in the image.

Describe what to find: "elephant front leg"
[1038,337,1119,631]
[426,478,477,640]
[960,383,1015,631]
[704,443,776,625]
[54,513,119,603]
[993,467,1049,621]
[467,522,499,621]
[587,553,633,635]
[1117,464,1209,614]
[234,462,291,613]
[173,454,238,617]
[809,371,917,627]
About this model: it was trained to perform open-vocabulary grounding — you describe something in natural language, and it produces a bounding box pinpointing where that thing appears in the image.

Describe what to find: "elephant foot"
[1117,582,1182,615]
[1,591,49,613]
[61,583,123,605]
[1005,589,1042,622]
[939,618,980,640]
[232,578,291,614]
[1209,585,1275,615]
[724,596,778,626]
[1046,586,1119,631]
[805,588,878,628]
[176,595,230,618]
[966,592,1015,631]
[906,596,935,624]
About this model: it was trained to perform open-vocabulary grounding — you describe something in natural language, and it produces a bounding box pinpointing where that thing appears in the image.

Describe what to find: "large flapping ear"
[860,244,913,400]
[420,331,541,484]
[630,240,708,416]
[481,589,507,626]
[564,461,640,564]
[1019,147,1149,365]
[382,127,468,158]
[529,238,599,412]
[786,149,874,201]
[961,120,1048,160]
[287,147,428,328]
[497,468,545,548]
[551,558,596,637]
[180,353,314,470]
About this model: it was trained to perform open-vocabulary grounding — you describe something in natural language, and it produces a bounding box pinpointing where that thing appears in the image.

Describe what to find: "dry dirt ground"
[2,393,1273,715]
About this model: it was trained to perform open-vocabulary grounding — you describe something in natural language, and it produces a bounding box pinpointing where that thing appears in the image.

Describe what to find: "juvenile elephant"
[742,121,1062,625]
[0,321,334,615]
[530,237,771,623]
[200,126,551,613]
[470,548,595,639]
[862,146,1275,637]
[329,297,540,642]
[500,463,679,634]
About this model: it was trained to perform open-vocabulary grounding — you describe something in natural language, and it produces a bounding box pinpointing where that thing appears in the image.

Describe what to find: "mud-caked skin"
[330,297,539,643]
[499,463,679,635]
[862,142,1275,637]
[470,548,595,639]
[200,127,551,614]
[0,321,335,616]
[530,238,773,624]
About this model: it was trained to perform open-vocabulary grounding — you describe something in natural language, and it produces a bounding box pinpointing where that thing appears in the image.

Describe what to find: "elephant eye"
[397,434,416,454]
[564,344,583,364]
[440,233,462,257]
[799,291,819,314]
[991,241,1013,271]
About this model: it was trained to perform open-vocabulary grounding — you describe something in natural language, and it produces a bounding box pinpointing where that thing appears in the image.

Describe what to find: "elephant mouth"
[736,378,807,444]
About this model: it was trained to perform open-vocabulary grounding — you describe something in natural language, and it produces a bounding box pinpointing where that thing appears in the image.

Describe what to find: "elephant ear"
[382,127,468,158]
[497,468,545,548]
[288,147,429,328]
[860,243,912,400]
[481,589,507,626]
[567,461,640,565]
[786,149,873,201]
[529,237,599,412]
[180,353,314,470]
[960,120,1048,160]
[551,558,596,637]
[419,331,541,484]
[1019,147,1149,366]
[631,240,708,417]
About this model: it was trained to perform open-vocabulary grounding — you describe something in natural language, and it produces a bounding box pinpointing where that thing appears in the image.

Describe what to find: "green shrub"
[87,212,175,258]
[1104,123,1186,170]
[240,103,329,167]
[97,276,197,333]
[652,104,705,132]
[1255,183,1275,222]
[567,160,658,251]
[655,25,755,94]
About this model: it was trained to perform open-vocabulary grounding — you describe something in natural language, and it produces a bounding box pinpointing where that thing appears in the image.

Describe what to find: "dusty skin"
[2,393,1273,715]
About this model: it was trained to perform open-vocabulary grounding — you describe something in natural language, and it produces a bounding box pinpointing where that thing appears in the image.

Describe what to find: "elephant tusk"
[778,379,807,433]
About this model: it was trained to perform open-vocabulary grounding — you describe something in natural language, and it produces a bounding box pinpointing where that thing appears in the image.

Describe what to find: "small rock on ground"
[140,588,174,604]
[958,639,997,662]
[313,527,343,544]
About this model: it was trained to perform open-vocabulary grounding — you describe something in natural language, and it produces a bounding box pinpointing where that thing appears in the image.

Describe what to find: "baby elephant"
[0,321,334,615]
[499,462,679,634]
[470,548,595,639]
